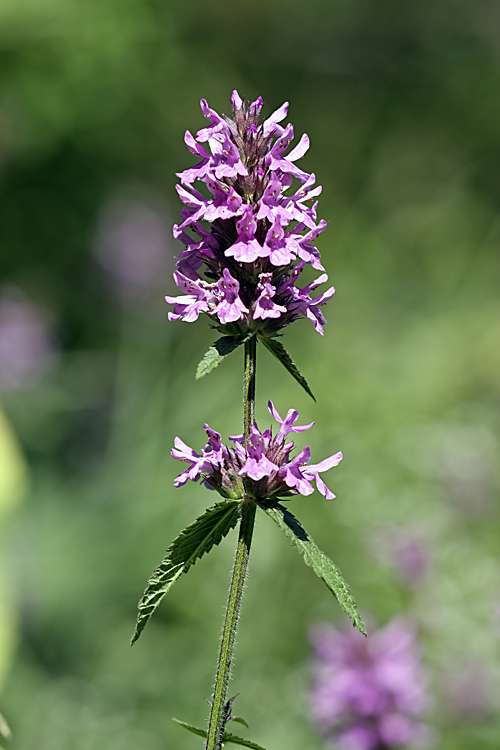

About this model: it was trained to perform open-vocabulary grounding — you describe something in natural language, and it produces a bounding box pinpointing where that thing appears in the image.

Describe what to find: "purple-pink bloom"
[213,269,248,324]
[253,274,287,320]
[268,400,315,441]
[239,425,279,481]
[225,205,267,263]
[263,219,295,266]
[279,446,315,496]
[302,452,343,499]
[286,270,335,335]
[171,437,216,487]
[165,271,215,322]
[309,618,434,750]
[256,176,294,226]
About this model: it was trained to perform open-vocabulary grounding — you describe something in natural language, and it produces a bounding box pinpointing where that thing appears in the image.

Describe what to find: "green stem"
[205,337,257,750]
[243,336,256,443]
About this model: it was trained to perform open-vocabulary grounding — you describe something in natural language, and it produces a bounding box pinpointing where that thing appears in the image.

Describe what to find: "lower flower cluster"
[171,401,342,502]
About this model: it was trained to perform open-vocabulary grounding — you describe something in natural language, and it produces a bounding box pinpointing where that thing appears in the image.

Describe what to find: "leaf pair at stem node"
[131,499,365,647]
[196,333,315,401]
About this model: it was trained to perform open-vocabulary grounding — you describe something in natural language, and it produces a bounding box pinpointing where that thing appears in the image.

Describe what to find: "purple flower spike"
[171,404,341,503]
[166,92,336,339]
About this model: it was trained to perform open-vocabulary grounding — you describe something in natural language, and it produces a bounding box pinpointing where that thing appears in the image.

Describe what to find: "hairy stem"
[205,337,257,750]
[243,336,256,442]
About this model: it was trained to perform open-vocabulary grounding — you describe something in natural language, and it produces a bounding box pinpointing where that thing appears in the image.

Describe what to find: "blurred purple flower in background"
[309,618,434,750]
[369,529,432,590]
[441,661,494,721]
[0,288,57,390]
[93,196,173,303]
[392,537,430,591]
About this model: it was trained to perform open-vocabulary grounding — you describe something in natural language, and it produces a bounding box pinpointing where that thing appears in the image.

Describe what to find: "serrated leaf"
[196,336,244,379]
[173,719,267,750]
[259,502,366,635]
[132,501,240,644]
[258,336,315,400]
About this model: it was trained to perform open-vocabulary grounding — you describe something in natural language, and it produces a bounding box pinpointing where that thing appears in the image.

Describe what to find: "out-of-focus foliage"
[0,409,28,692]
[0,0,499,748]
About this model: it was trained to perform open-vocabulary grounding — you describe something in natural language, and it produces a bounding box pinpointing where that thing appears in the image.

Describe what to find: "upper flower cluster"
[166,92,335,337]
[309,619,434,750]
[171,401,342,502]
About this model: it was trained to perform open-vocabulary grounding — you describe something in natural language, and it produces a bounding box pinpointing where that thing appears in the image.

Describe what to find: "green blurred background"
[0,0,499,748]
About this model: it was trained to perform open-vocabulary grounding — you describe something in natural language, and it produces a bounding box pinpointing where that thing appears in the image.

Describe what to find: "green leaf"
[172,719,207,740]
[230,717,249,729]
[258,336,315,400]
[221,733,267,750]
[132,501,240,644]
[173,719,267,750]
[259,502,366,635]
[196,336,245,379]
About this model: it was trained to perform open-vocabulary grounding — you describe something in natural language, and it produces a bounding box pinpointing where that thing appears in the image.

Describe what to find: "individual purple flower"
[302,453,343,500]
[309,618,435,750]
[253,274,287,320]
[239,425,279,481]
[268,401,315,441]
[213,268,249,324]
[286,270,336,336]
[269,128,311,181]
[166,91,336,339]
[278,446,315,496]
[171,401,342,502]
[225,205,267,263]
[165,271,216,323]
[255,175,294,226]
[263,218,295,266]
[171,437,215,487]
[205,177,244,222]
